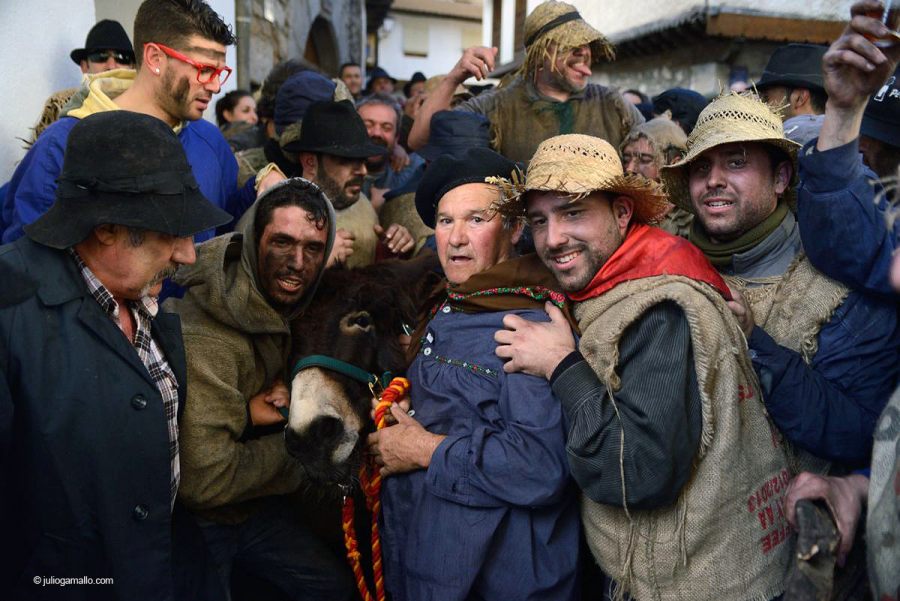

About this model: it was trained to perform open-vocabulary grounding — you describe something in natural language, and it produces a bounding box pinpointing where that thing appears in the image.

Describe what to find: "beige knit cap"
[515,134,669,223]
[660,92,800,212]
[522,1,615,76]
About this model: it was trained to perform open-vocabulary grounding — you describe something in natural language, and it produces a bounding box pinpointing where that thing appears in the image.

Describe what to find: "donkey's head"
[284,253,439,484]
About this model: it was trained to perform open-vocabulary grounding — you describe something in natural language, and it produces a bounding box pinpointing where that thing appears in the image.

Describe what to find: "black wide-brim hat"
[284,100,387,158]
[755,43,827,94]
[25,111,231,249]
[70,19,135,64]
[415,147,520,228]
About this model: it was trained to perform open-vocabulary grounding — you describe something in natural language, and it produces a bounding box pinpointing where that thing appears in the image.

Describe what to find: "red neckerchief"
[569,223,733,302]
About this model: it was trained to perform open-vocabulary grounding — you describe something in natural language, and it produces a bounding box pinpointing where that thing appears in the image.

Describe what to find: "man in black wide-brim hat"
[755,43,829,145]
[291,100,415,267]
[0,110,231,600]
[71,19,136,74]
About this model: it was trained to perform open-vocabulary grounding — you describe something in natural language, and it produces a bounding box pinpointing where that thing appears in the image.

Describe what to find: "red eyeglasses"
[150,42,232,85]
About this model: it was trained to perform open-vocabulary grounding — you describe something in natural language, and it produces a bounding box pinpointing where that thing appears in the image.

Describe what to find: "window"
[403,20,429,58]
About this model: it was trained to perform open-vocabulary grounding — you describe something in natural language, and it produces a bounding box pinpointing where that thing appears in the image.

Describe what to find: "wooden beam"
[706,13,845,44]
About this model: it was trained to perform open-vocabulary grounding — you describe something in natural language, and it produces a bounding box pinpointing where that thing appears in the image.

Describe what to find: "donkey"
[284,253,439,485]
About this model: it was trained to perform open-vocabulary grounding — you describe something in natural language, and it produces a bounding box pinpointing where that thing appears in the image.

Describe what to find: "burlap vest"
[724,253,850,475]
[380,192,434,254]
[576,275,793,601]
[31,86,79,143]
[488,79,636,163]
[335,195,379,268]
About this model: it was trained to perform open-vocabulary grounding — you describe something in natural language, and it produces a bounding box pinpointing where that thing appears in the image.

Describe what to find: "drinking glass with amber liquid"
[866,0,900,47]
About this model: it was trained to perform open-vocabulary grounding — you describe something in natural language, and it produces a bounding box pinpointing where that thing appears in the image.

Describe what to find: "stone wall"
[248,0,364,86]
[593,38,783,98]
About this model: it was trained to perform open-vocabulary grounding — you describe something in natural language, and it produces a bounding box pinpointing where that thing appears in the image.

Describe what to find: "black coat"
[0,237,197,600]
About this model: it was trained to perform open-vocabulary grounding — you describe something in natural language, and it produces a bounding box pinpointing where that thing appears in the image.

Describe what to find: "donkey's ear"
[315,265,352,298]
[376,250,441,289]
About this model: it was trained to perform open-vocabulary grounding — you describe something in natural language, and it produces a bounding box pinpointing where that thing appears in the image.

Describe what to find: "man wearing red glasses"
[2,0,257,251]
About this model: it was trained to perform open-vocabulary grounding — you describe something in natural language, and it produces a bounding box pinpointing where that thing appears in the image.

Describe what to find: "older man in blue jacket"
[367,148,580,601]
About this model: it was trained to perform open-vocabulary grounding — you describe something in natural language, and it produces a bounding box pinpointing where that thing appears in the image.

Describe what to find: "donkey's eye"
[340,311,374,334]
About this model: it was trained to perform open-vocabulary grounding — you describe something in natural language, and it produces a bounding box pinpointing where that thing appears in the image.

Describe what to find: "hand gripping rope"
[342,377,410,601]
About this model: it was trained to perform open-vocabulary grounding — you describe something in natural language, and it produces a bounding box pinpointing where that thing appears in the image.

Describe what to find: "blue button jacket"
[380,304,580,601]
[2,116,255,244]
[749,288,899,464]
[797,138,899,299]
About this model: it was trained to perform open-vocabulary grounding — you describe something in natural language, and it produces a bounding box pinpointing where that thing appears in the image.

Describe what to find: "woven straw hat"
[515,134,669,223]
[522,1,614,76]
[660,92,800,212]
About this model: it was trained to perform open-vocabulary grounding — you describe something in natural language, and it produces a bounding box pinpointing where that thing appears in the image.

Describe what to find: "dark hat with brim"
[25,111,230,249]
[415,148,520,228]
[366,66,397,92]
[418,111,491,162]
[70,20,134,65]
[755,43,827,94]
[861,69,900,147]
[403,72,427,98]
[284,100,387,158]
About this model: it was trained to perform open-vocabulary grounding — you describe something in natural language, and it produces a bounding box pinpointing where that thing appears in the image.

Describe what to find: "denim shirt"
[380,304,580,601]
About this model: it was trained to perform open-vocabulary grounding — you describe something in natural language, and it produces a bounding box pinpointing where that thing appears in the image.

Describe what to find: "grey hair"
[126,227,146,247]
[355,93,402,129]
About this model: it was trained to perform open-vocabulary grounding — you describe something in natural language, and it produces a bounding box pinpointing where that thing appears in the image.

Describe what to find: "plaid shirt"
[69,249,180,507]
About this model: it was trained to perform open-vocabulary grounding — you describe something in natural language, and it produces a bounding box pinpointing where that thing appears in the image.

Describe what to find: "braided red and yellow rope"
[342,377,410,601]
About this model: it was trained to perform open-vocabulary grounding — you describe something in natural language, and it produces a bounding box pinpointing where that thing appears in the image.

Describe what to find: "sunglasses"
[86,50,134,65]
[151,42,232,85]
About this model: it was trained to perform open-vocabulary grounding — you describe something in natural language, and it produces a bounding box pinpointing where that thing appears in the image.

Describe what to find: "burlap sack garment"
[488,78,638,164]
[379,192,434,254]
[576,275,793,601]
[334,193,379,268]
[724,253,850,475]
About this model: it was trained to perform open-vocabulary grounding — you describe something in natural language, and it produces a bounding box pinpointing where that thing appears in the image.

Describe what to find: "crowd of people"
[1,0,898,600]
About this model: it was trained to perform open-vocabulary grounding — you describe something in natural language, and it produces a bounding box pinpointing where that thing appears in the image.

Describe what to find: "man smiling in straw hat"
[407,1,643,163]
[495,133,794,601]
[661,91,900,470]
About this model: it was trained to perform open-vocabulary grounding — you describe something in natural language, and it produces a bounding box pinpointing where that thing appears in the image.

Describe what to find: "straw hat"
[522,1,614,77]
[660,92,800,212]
[502,134,668,223]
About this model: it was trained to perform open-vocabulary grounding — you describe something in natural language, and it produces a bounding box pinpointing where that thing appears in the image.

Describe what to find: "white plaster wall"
[500,0,515,63]
[573,0,854,38]
[0,0,95,182]
[483,0,493,47]
[378,13,482,80]
[0,0,237,183]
